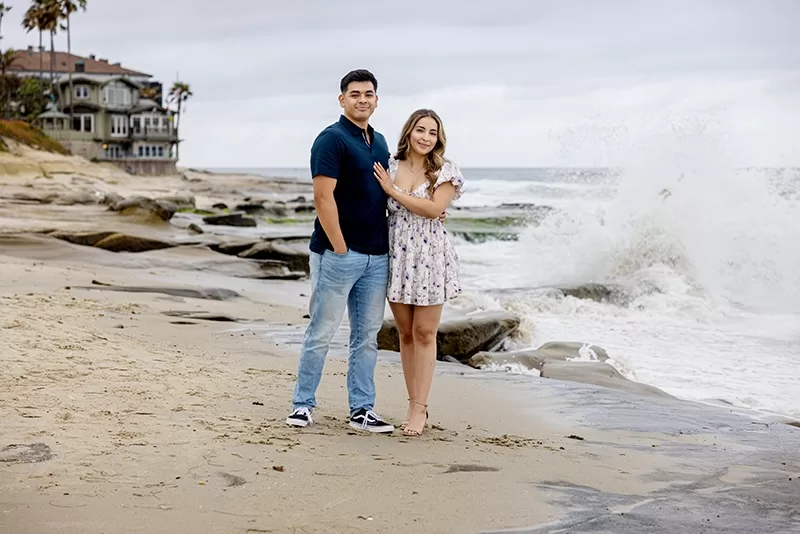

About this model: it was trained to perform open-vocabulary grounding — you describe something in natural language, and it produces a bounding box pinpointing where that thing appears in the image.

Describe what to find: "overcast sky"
[3,0,799,168]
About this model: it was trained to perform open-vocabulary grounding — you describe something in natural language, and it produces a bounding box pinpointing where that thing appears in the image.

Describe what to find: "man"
[286,69,394,433]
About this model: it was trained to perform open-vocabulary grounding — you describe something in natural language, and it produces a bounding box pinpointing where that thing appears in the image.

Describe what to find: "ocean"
[207,165,800,419]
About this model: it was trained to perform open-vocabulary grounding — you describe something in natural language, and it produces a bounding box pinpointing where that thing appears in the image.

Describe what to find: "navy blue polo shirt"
[308,115,390,255]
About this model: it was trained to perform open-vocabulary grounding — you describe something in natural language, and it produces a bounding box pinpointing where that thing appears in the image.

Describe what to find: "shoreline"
[0,156,796,422]
[1,153,798,533]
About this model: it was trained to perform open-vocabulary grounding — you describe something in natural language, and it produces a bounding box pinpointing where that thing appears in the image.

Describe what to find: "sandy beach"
[1,147,798,534]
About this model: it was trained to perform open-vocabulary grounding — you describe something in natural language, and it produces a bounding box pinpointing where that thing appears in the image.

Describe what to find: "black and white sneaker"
[349,408,394,433]
[286,407,313,428]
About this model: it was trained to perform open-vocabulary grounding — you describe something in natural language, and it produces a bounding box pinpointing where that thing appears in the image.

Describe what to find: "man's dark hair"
[340,69,378,94]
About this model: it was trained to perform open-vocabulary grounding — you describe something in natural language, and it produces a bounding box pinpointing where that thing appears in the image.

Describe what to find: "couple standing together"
[285,69,465,437]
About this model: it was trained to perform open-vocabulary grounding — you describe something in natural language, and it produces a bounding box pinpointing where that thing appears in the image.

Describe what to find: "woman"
[373,109,464,437]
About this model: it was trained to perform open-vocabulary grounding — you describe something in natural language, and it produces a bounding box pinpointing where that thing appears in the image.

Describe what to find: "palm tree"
[139,86,159,101]
[0,48,16,118]
[39,1,61,91]
[57,0,87,127]
[22,3,49,97]
[0,3,11,41]
[167,81,192,161]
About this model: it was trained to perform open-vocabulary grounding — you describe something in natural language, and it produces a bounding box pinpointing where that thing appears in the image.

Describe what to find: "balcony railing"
[130,126,176,140]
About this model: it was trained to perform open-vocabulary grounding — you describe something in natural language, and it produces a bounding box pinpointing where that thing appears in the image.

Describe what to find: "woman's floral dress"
[386,156,465,305]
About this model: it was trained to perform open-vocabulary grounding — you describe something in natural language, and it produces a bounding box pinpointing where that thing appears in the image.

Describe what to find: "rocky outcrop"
[72,280,241,301]
[92,233,175,253]
[49,230,175,253]
[156,194,196,211]
[468,340,669,398]
[108,196,175,222]
[8,190,98,205]
[468,341,609,370]
[378,310,521,361]
[553,282,661,305]
[49,230,116,247]
[540,361,674,398]
[202,212,257,227]
[237,240,310,273]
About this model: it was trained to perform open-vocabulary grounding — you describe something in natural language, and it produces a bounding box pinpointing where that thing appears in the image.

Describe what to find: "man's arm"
[389,182,456,219]
[313,176,347,253]
[310,131,346,253]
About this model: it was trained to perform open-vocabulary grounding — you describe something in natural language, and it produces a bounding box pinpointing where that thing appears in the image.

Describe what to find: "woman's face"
[408,116,439,156]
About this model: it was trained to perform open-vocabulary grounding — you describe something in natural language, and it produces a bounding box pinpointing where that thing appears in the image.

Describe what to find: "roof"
[38,109,69,119]
[133,98,164,112]
[55,74,143,88]
[8,49,151,77]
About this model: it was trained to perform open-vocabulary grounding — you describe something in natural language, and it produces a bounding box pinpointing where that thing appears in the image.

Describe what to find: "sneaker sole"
[286,417,310,428]
[348,421,394,433]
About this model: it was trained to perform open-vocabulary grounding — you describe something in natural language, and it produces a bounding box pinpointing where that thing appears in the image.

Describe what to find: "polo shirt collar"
[339,114,374,137]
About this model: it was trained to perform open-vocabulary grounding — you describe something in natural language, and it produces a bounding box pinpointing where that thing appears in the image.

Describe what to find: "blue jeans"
[292,249,388,417]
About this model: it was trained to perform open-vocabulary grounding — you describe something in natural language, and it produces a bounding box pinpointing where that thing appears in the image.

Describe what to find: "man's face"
[339,81,378,124]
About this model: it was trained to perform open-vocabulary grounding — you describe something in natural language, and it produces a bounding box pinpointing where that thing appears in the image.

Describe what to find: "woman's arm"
[373,162,456,219]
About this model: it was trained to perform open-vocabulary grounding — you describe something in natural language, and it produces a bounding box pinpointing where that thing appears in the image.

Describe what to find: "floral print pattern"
[386,156,465,305]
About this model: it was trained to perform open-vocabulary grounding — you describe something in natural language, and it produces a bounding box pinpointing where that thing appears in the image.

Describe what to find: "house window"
[131,115,141,133]
[103,82,131,108]
[136,144,167,158]
[105,145,124,159]
[111,115,128,137]
[71,114,93,133]
[74,85,89,99]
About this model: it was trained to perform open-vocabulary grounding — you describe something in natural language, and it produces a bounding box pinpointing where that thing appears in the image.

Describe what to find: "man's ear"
[375,95,379,108]
[338,94,345,108]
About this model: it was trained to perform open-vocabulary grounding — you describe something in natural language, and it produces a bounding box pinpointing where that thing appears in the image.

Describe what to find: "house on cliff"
[9,48,178,175]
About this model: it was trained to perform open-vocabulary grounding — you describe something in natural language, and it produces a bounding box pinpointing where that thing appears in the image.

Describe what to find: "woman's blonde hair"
[394,109,447,195]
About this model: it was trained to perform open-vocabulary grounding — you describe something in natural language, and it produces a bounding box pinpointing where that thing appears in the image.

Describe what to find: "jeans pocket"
[325,249,349,259]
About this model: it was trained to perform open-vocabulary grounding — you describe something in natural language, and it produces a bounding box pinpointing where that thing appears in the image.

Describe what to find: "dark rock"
[162,311,240,322]
[540,361,674,398]
[109,196,175,222]
[49,230,117,247]
[92,233,175,253]
[554,282,661,305]
[293,203,316,214]
[188,223,204,234]
[211,202,229,210]
[49,230,175,253]
[557,283,619,303]
[202,212,257,227]
[468,341,609,371]
[249,259,307,280]
[208,240,260,256]
[238,241,310,273]
[101,192,125,206]
[378,310,521,361]
[235,202,268,215]
[156,194,195,210]
[262,203,289,217]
